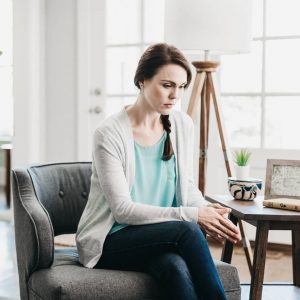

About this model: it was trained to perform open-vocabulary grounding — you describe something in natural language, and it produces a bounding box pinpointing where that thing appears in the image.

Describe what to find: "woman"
[76,43,241,300]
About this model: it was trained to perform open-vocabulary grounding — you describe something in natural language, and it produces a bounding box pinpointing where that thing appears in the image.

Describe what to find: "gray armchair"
[12,162,241,300]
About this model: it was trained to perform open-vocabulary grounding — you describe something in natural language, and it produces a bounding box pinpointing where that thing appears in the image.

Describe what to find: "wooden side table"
[206,195,300,300]
[1,143,12,208]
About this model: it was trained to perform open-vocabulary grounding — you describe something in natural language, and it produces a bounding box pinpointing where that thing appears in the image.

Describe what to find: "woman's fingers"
[198,206,241,243]
[206,223,239,244]
[204,226,224,243]
[205,214,241,243]
[215,207,231,216]
[206,230,225,244]
[220,218,241,239]
[208,203,223,209]
[214,207,231,220]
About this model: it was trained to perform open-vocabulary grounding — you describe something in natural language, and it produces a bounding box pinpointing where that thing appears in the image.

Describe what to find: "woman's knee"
[148,253,198,300]
[175,221,205,239]
[149,253,192,282]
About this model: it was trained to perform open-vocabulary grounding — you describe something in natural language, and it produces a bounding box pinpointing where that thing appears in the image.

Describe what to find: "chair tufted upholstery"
[27,162,91,236]
[12,162,241,300]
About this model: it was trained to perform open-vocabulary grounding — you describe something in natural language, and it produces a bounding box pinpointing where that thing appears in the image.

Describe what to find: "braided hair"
[160,115,173,161]
[134,43,192,161]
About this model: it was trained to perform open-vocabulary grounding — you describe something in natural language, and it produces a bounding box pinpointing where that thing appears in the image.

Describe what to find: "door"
[77,0,165,160]
[77,0,106,160]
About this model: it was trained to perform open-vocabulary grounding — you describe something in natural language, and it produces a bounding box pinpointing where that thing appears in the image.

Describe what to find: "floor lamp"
[186,61,232,194]
[165,0,254,273]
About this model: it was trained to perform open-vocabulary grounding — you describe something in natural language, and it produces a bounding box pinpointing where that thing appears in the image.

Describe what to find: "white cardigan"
[76,107,205,268]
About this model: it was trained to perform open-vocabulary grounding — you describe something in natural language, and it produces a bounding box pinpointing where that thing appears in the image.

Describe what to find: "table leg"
[249,221,269,300]
[239,220,253,274]
[221,214,238,263]
[292,230,300,286]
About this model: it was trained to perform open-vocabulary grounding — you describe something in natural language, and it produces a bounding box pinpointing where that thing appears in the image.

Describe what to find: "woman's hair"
[134,43,192,161]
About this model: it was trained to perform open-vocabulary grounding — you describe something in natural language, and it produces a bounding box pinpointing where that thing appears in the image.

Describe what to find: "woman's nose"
[170,87,180,99]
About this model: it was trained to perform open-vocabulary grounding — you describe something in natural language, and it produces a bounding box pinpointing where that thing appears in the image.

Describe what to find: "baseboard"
[249,240,291,252]
[207,236,292,252]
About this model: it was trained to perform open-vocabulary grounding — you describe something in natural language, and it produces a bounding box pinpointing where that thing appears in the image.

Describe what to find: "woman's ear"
[139,80,144,89]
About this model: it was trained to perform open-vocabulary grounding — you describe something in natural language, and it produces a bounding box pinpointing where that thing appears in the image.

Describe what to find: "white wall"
[13,0,77,167]
[45,0,77,161]
[13,0,46,167]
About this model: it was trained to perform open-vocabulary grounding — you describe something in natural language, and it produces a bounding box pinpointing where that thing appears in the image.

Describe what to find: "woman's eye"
[163,84,172,88]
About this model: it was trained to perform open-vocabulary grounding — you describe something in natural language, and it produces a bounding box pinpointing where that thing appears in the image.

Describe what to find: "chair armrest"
[12,168,54,300]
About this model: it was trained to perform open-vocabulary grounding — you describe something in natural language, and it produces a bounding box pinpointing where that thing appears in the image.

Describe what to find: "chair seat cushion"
[28,248,240,300]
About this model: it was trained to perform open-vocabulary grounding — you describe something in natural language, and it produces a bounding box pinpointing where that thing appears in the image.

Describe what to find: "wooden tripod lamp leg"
[187,72,206,120]
[199,81,208,194]
[199,78,212,194]
[207,73,233,177]
[205,75,211,146]
[186,71,207,194]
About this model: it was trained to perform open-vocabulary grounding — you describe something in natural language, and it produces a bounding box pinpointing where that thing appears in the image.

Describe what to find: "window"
[220,0,300,149]
[104,0,165,115]
[0,0,13,139]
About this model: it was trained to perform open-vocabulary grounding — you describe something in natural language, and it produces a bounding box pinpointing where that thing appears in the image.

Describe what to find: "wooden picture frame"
[265,159,300,199]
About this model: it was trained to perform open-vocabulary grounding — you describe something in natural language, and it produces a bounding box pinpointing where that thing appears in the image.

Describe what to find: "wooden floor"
[0,191,300,300]
[209,230,300,299]
[241,284,300,300]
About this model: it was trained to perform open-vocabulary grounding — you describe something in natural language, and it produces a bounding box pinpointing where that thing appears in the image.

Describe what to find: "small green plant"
[234,148,251,166]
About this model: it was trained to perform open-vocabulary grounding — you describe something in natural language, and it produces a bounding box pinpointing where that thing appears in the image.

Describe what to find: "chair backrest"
[27,162,92,235]
[12,162,92,300]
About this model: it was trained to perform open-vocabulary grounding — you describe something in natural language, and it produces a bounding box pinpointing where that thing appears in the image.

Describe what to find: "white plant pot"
[235,165,250,180]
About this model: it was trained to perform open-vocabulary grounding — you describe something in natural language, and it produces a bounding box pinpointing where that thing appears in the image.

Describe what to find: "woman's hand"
[197,205,241,244]
[207,203,230,218]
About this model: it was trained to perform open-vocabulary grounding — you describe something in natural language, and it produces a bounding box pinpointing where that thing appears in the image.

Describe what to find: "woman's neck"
[126,98,164,146]
[126,98,162,131]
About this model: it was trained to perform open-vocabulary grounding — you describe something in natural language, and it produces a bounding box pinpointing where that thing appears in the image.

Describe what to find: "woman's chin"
[160,106,173,114]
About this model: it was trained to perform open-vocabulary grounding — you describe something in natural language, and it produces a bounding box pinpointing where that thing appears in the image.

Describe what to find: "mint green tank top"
[109,131,177,234]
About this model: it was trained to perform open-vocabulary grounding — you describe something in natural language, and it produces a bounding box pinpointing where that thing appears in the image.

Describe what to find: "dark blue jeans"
[96,221,227,300]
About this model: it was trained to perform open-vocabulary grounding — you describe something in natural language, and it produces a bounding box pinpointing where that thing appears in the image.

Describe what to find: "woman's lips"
[164,104,174,108]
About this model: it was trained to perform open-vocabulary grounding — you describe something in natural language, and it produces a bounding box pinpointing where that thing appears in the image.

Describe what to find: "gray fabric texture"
[12,162,241,300]
[12,168,54,300]
[28,162,91,235]
[28,248,240,300]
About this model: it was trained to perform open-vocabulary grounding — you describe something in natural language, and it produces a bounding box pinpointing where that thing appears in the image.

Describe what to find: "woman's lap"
[96,221,203,271]
[95,220,227,299]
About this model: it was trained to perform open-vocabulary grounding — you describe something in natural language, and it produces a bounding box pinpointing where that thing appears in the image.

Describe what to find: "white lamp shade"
[165,0,252,54]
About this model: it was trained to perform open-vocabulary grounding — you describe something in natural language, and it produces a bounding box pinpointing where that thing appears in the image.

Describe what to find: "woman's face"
[141,64,188,115]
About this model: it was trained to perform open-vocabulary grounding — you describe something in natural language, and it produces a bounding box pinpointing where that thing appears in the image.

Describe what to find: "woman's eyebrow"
[160,80,187,86]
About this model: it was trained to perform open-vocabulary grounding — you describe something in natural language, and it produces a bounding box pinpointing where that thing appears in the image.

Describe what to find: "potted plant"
[233,148,251,180]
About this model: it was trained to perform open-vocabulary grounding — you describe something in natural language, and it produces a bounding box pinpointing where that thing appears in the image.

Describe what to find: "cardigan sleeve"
[93,128,199,224]
[185,118,207,208]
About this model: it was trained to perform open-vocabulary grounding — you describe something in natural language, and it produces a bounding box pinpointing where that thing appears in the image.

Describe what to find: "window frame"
[220,0,300,149]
